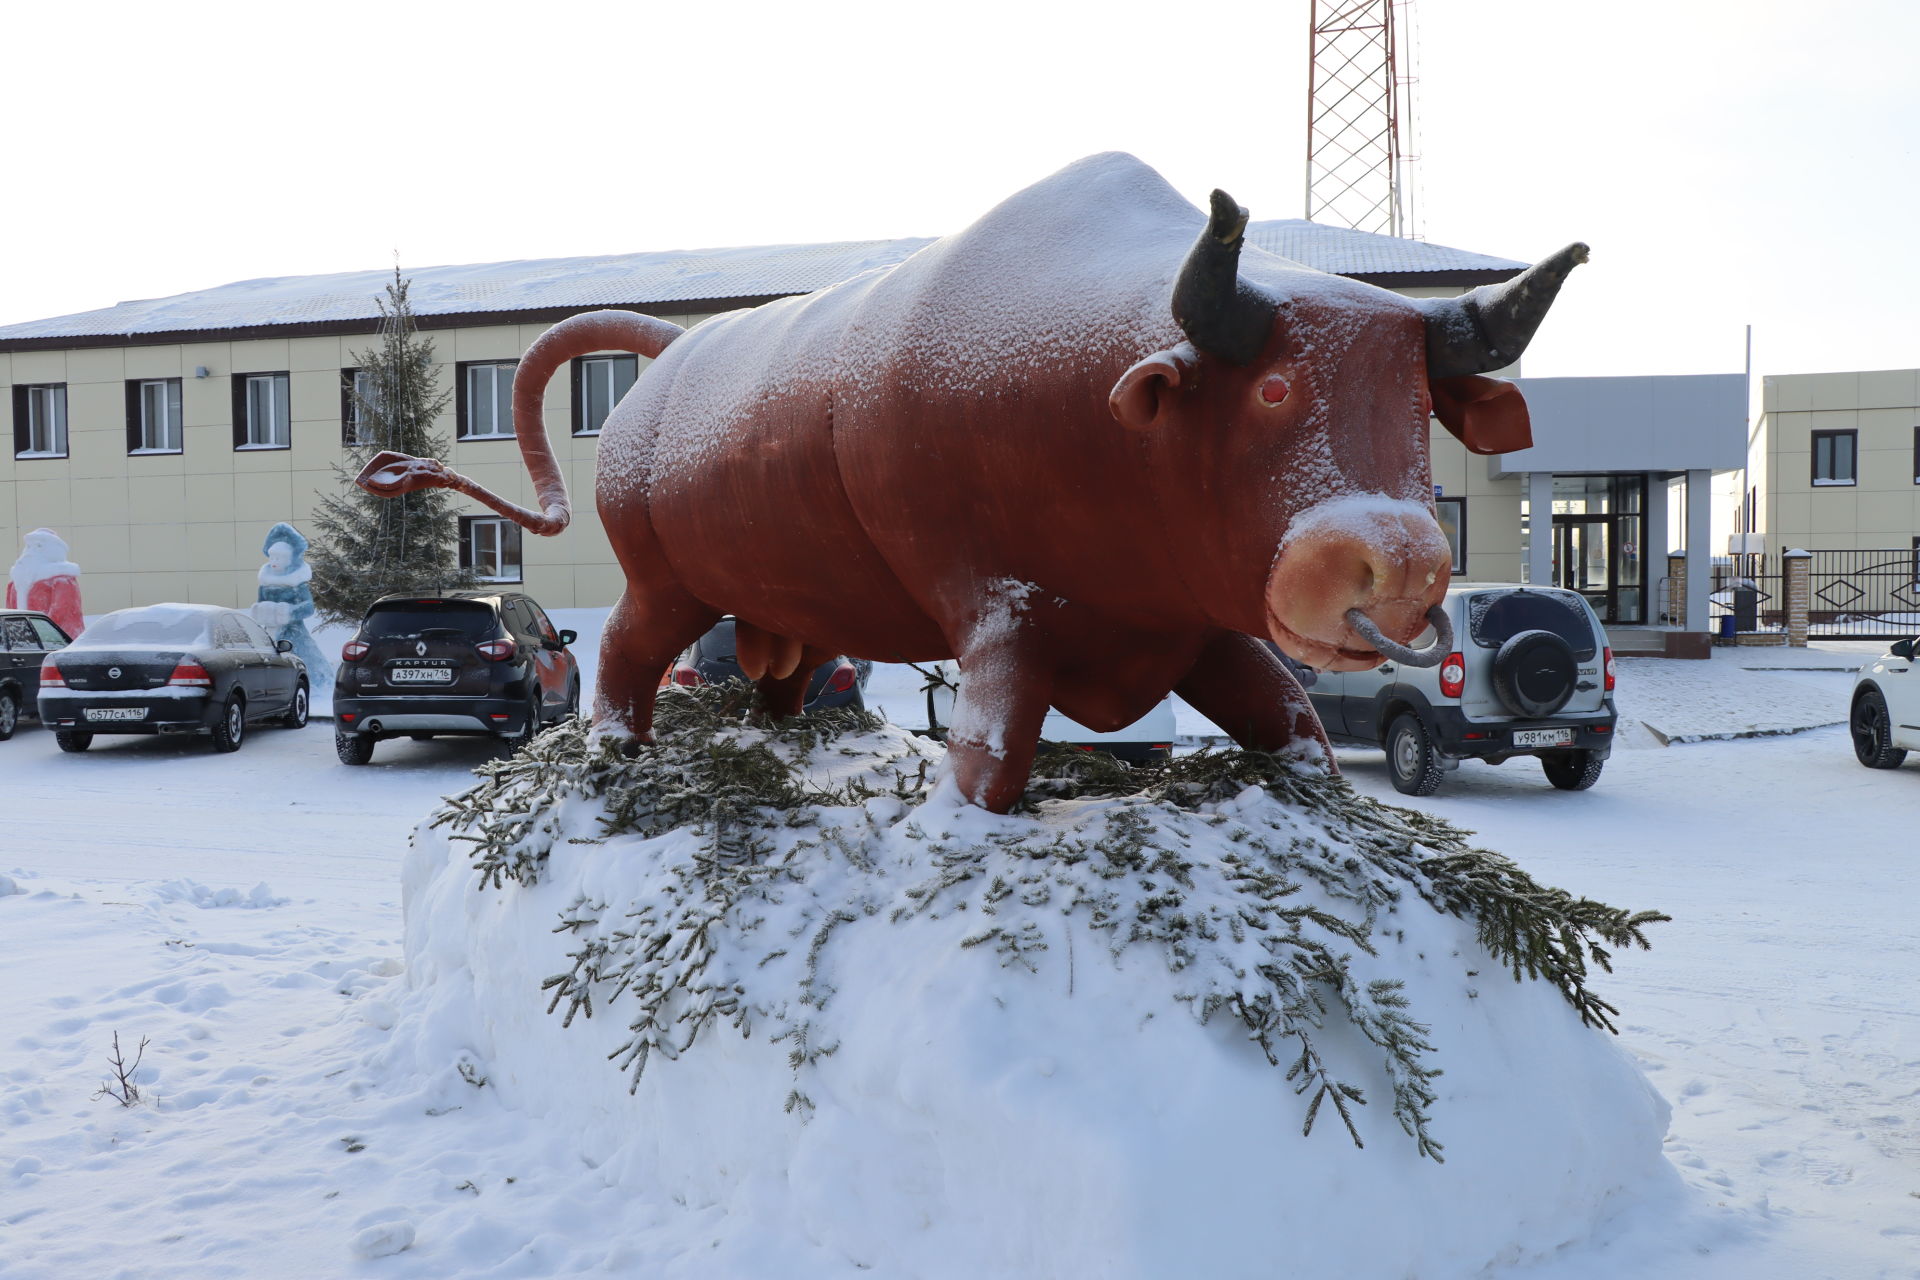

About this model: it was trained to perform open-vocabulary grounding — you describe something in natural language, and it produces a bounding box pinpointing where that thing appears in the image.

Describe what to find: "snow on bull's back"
[391,698,1681,1278]
[632,151,1385,483]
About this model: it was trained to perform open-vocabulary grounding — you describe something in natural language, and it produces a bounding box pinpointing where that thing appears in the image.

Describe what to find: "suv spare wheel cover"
[1491,628,1577,718]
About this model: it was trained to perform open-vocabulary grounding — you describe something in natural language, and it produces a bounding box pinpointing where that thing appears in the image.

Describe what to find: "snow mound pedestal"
[395,698,1679,1278]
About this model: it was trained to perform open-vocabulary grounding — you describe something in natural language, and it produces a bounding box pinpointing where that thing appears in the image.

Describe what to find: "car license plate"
[1513,727,1574,748]
[85,706,147,722]
[389,667,452,684]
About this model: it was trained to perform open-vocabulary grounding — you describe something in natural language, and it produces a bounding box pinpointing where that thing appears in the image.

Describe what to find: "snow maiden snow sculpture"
[360,153,1584,811]
[7,528,84,638]
[253,523,332,695]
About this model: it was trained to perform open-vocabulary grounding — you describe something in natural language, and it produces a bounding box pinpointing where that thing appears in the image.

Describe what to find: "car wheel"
[497,691,543,756]
[0,688,18,741]
[210,696,247,753]
[1386,713,1445,796]
[565,679,581,721]
[55,729,93,753]
[1541,749,1605,791]
[1852,688,1907,769]
[336,729,376,766]
[279,681,310,729]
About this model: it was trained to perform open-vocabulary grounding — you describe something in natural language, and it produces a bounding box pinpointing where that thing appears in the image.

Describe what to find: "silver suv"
[1306,584,1617,795]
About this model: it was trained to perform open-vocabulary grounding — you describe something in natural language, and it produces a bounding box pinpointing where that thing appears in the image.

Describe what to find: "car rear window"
[73,609,210,647]
[1466,591,1598,660]
[362,602,497,638]
[694,619,738,663]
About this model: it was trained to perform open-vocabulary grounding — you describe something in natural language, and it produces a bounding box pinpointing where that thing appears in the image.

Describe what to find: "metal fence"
[1795,548,1920,638]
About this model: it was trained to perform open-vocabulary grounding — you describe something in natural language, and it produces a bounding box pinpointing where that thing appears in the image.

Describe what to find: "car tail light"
[476,639,515,662]
[823,663,857,695]
[342,640,370,662]
[39,661,65,688]
[168,661,214,688]
[1603,647,1616,692]
[1439,653,1466,700]
[670,664,703,687]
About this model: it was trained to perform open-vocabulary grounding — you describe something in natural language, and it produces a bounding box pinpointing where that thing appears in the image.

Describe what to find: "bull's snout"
[1264,498,1453,672]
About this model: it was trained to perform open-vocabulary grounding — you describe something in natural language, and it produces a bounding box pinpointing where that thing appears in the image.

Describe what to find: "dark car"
[664,618,864,711]
[333,592,580,765]
[1,610,73,740]
[37,603,309,753]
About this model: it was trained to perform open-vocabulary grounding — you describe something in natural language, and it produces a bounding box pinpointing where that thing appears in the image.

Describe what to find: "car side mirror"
[558,629,578,647]
[276,639,294,653]
[1893,638,1917,660]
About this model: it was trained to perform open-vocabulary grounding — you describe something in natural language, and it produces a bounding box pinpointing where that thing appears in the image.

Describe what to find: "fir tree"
[309,269,475,622]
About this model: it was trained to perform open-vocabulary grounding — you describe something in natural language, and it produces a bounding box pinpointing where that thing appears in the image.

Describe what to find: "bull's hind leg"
[595,584,719,744]
[1175,630,1334,770]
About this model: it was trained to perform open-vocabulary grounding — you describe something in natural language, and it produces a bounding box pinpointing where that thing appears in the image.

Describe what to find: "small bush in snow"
[92,1031,149,1108]
[430,688,1665,1161]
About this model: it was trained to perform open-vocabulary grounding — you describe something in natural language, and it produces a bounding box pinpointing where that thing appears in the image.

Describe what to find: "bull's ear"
[1109,345,1197,432]
[1430,375,1533,455]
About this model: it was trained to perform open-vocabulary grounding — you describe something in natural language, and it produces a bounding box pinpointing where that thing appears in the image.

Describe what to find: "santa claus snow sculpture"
[253,522,332,694]
[7,528,84,638]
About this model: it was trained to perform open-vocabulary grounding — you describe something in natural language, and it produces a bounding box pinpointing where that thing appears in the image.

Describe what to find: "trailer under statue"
[359,152,1585,812]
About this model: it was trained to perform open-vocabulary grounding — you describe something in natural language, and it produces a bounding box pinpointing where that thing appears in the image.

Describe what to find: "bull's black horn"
[1420,242,1589,378]
[1172,189,1279,367]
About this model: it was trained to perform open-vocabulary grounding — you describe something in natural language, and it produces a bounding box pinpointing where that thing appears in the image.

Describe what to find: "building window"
[341,368,379,446]
[1811,429,1856,486]
[1435,497,1467,574]
[1912,426,1919,485]
[458,361,517,439]
[12,384,68,458]
[126,378,183,454]
[573,354,638,435]
[232,372,291,449]
[460,515,523,582]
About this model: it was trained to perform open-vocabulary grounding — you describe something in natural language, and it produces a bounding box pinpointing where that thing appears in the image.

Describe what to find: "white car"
[924,661,1177,763]
[1850,636,1920,768]
[1305,583,1617,795]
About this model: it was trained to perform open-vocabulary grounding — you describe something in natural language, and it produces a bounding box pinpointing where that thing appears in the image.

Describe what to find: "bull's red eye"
[1260,376,1290,405]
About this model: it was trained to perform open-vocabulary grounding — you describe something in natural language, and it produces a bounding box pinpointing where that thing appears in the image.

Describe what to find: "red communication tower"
[1306,0,1420,237]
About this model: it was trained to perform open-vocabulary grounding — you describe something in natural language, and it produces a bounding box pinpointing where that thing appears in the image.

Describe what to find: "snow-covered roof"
[0,223,1522,350]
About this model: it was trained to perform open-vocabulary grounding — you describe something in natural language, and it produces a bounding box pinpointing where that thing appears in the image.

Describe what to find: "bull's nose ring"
[1345,605,1452,667]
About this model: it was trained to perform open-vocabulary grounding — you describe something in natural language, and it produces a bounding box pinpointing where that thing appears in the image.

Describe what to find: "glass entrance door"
[1553,518,1614,622]
[1546,474,1647,624]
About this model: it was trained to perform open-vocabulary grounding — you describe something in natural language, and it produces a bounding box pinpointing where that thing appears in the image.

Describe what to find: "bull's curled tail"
[354,309,684,534]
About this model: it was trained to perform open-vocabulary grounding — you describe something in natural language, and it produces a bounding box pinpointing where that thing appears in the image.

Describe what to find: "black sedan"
[663,617,865,711]
[1,609,72,740]
[38,603,309,753]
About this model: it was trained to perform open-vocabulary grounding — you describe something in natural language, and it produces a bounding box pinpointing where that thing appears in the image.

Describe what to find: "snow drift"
[392,695,1679,1278]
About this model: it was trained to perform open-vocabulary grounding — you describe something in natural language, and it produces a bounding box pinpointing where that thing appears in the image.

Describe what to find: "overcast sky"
[5,0,1913,385]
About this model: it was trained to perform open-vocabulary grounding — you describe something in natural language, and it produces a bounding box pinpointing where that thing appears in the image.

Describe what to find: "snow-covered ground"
[2,638,1916,1277]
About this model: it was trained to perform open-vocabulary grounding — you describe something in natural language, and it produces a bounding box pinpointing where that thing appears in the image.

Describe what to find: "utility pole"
[1306,0,1420,237]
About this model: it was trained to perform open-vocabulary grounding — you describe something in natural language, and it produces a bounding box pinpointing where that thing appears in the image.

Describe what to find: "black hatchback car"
[333,592,580,765]
[1,610,73,740]
[37,603,309,753]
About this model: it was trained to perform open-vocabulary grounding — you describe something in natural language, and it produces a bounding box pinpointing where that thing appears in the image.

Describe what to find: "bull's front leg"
[944,633,1053,814]
[1175,630,1335,771]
